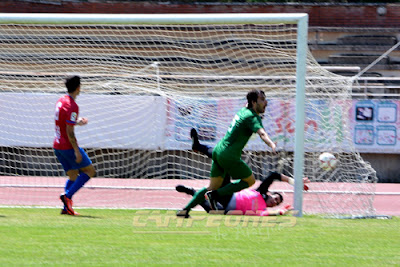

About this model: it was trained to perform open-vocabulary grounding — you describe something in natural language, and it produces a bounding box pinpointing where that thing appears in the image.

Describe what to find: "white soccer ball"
[319,152,338,171]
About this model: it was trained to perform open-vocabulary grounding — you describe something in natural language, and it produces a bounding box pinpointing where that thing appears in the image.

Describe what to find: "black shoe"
[190,128,200,151]
[175,184,196,196]
[176,209,191,219]
[205,190,218,211]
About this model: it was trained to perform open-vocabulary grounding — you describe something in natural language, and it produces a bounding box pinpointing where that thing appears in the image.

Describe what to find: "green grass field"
[0,208,399,266]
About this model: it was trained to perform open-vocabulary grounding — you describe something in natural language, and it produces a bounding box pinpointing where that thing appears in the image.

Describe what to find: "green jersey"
[215,107,263,158]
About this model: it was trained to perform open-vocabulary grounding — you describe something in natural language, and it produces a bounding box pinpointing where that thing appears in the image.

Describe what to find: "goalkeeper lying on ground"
[176,129,309,218]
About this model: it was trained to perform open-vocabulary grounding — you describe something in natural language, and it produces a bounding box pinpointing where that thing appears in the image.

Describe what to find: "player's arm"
[76,117,88,126]
[256,128,276,153]
[66,124,82,163]
[259,205,293,216]
[225,205,293,216]
[256,171,281,194]
[281,174,310,191]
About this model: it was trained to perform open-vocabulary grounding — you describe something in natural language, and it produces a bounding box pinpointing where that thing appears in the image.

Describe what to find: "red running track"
[0,176,399,216]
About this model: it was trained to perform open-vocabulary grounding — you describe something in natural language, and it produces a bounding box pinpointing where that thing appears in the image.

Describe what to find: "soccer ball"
[318,152,338,171]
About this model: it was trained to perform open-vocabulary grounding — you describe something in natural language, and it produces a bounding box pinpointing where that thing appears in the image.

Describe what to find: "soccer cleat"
[205,190,218,211]
[175,184,196,196]
[60,209,80,216]
[190,128,200,151]
[60,194,76,216]
[176,209,191,219]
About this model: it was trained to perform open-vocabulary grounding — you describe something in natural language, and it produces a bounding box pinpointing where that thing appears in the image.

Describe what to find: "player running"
[177,89,277,218]
[53,75,96,216]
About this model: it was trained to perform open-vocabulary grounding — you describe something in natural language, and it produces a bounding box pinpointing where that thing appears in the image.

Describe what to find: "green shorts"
[210,149,252,179]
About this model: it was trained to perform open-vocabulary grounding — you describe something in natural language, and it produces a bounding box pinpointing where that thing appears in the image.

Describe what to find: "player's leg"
[175,185,224,212]
[177,187,207,218]
[64,148,94,197]
[65,164,95,199]
[180,176,224,211]
[191,128,213,158]
[61,164,94,215]
[217,176,233,208]
[191,128,232,187]
[215,174,255,197]
[60,147,94,215]
[54,149,78,215]
[203,176,226,210]
[191,128,232,188]
[217,158,255,195]
[177,158,225,217]
[177,145,232,216]
[65,169,79,192]
[188,129,232,210]
[60,169,78,214]
[205,176,252,210]
[206,159,255,209]
[175,184,196,196]
[207,176,225,191]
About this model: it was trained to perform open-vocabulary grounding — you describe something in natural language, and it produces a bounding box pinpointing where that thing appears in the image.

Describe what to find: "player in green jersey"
[177,89,276,217]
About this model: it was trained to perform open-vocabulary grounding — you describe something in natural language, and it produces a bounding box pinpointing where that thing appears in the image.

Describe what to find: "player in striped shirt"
[54,75,96,216]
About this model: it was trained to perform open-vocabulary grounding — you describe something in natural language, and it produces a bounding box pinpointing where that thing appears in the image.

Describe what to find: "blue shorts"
[54,147,92,173]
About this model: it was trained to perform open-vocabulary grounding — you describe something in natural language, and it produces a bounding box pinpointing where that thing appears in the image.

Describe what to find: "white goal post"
[0,13,377,217]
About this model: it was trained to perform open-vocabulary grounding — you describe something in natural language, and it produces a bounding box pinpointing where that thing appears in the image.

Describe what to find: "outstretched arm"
[259,205,293,216]
[256,171,281,194]
[225,205,293,216]
[281,174,310,191]
[256,172,310,194]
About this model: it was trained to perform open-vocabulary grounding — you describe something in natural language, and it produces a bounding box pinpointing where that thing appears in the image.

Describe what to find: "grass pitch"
[0,208,399,266]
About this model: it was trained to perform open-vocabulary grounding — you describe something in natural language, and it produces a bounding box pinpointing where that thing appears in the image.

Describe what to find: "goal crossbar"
[0,13,308,25]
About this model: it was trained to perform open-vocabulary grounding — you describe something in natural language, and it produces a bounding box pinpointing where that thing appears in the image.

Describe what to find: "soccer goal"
[0,13,377,217]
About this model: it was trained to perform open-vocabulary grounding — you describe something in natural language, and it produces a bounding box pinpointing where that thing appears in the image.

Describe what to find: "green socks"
[183,187,208,211]
[216,180,249,196]
[183,180,249,211]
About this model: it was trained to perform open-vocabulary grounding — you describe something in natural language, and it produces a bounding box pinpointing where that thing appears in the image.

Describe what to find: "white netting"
[0,19,377,216]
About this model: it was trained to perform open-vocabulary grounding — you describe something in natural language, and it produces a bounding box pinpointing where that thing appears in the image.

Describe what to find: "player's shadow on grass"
[76,214,102,219]
[62,214,102,219]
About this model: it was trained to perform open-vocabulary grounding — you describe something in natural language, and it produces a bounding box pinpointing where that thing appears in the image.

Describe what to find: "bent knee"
[246,178,256,187]
[67,170,79,181]
[87,168,96,178]
[243,176,256,187]
[81,165,96,178]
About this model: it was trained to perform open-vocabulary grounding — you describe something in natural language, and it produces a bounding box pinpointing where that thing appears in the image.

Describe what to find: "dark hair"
[272,192,283,204]
[263,192,284,206]
[65,75,81,93]
[246,89,265,108]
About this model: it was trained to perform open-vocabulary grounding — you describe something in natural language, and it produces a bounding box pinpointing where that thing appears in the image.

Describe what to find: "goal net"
[0,13,377,216]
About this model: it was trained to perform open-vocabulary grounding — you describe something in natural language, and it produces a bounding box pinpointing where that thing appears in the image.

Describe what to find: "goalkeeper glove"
[278,204,293,215]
